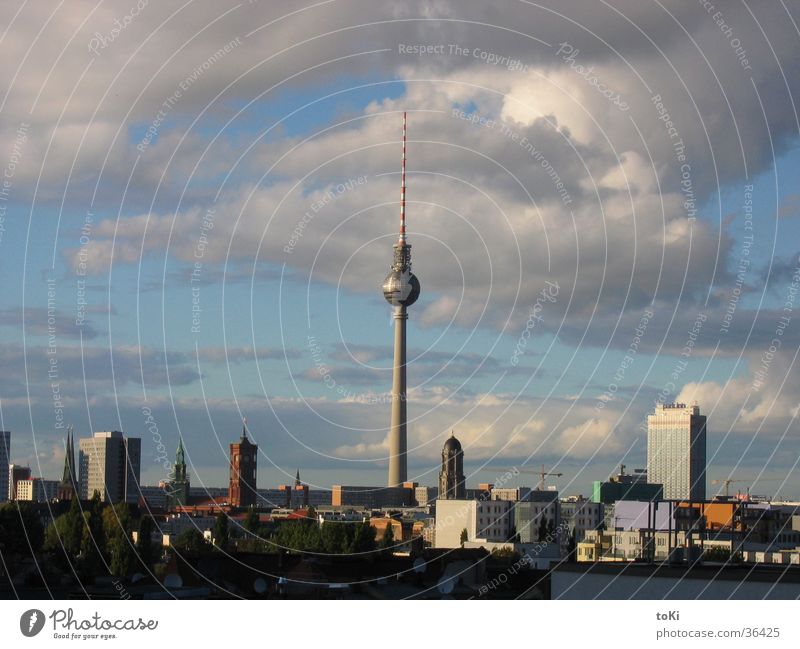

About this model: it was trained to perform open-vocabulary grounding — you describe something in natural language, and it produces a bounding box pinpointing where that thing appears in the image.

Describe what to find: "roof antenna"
[399,111,407,245]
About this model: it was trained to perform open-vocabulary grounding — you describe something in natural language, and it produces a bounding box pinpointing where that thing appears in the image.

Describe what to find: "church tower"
[439,432,466,499]
[229,420,258,508]
[167,437,190,509]
[58,425,77,501]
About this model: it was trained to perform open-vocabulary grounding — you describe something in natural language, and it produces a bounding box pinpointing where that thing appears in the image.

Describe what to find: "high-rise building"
[78,431,142,503]
[167,437,189,509]
[58,425,77,501]
[8,464,31,500]
[0,431,9,502]
[382,112,421,487]
[229,423,257,508]
[647,403,706,501]
[438,432,466,500]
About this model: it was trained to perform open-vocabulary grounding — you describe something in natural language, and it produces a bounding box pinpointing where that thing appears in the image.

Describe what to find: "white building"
[514,490,560,543]
[0,432,9,501]
[15,478,59,502]
[435,499,512,548]
[647,403,706,500]
[491,486,531,502]
[79,431,141,503]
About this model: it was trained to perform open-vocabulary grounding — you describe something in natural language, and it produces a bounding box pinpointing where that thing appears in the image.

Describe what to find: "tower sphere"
[382,267,420,307]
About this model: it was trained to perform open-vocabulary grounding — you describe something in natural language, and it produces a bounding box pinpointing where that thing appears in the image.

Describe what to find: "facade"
[647,403,707,500]
[515,490,560,543]
[16,478,59,502]
[331,485,414,508]
[434,498,513,548]
[415,485,438,506]
[592,466,663,504]
[58,427,77,501]
[491,487,532,502]
[78,431,141,503]
[0,431,9,501]
[229,426,258,508]
[560,497,605,545]
[438,433,465,499]
[167,437,190,509]
[382,113,421,487]
[8,464,31,500]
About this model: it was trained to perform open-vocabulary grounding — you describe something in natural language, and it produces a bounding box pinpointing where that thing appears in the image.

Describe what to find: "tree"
[537,516,549,543]
[349,522,377,554]
[65,495,84,555]
[459,528,469,547]
[103,503,135,578]
[172,528,209,555]
[381,522,395,551]
[0,502,44,555]
[566,527,577,560]
[136,516,156,570]
[79,494,106,576]
[243,508,259,535]
[213,512,230,550]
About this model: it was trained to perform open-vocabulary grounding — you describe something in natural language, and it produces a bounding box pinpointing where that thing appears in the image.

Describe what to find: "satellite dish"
[253,578,267,594]
[164,574,183,588]
[413,558,426,574]
[437,576,455,595]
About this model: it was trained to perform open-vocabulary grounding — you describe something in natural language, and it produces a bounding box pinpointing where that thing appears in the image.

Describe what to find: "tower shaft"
[388,305,408,486]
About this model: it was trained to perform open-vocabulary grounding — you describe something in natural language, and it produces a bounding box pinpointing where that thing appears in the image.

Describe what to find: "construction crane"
[711,477,780,498]
[711,478,750,497]
[492,465,563,490]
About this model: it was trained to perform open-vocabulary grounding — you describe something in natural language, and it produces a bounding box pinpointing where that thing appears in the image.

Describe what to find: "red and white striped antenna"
[399,111,407,244]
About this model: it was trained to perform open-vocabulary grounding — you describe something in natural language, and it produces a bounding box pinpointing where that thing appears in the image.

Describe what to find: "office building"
[16,478,59,502]
[8,464,31,500]
[560,496,604,545]
[515,489,560,543]
[592,466,663,504]
[0,431,9,501]
[647,403,706,500]
[78,431,142,503]
[332,484,415,508]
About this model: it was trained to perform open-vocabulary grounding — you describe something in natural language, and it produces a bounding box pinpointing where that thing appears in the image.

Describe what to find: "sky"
[1,0,799,499]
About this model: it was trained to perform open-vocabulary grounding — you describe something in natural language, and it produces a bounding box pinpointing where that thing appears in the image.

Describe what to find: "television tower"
[382,112,421,487]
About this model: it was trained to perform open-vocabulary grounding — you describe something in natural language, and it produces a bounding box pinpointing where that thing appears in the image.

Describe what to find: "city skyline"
[0,1,799,501]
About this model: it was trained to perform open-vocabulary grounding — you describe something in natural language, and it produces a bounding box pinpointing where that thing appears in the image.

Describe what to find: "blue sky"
[1,0,799,500]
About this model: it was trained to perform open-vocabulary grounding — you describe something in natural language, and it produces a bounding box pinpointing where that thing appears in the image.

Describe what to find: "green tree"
[65,495,84,555]
[213,512,230,550]
[243,508,259,535]
[459,528,468,547]
[0,502,44,555]
[136,516,156,570]
[103,503,135,578]
[349,522,377,554]
[537,516,549,542]
[79,494,106,575]
[172,528,210,555]
[381,522,395,551]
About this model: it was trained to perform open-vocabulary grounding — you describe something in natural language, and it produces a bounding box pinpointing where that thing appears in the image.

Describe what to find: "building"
[166,437,189,509]
[415,485,438,506]
[8,464,31,500]
[58,426,77,501]
[514,489,560,543]
[434,498,513,548]
[438,433,465,499]
[277,470,309,508]
[491,487,532,502]
[382,112,421,487]
[647,403,707,500]
[331,484,414,508]
[228,424,257,508]
[591,465,663,504]
[560,496,604,545]
[0,431,9,501]
[15,478,59,502]
[78,431,142,503]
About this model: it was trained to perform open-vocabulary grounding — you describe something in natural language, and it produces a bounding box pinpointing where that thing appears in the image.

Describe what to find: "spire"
[242,416,248,440]
[295,468,301,487]
[399,110,407,245]
[176,436,185,465]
